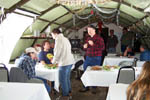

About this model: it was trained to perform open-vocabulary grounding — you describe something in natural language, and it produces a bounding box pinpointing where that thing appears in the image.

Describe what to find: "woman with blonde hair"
[127,61,150,100]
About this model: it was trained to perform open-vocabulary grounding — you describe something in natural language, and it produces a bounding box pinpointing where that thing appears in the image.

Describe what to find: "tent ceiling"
[40,6,68,21]
[23,20,49,35]
[0,0,21,9]
[124,0,150,9]
[21,0,54,14]
[1,0,150,62]
[0,0,150,36]
[120,4,145,19]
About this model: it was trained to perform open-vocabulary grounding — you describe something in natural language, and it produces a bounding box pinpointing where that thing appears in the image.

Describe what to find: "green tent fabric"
[0,0,150,62]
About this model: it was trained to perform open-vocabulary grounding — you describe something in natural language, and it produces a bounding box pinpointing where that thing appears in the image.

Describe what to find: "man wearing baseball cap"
[80,25,105,94]
[17,47,51,93]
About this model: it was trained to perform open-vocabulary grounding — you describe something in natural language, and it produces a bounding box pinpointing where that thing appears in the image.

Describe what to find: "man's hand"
[88,40,94,46]
[83,43,88,49]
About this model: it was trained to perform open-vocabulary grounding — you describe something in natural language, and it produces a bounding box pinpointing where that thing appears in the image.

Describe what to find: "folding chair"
[116,66,135,84]
[0,63,9,82]
[118,61,133,67]
[9,67,43,83]
[73,60,84,71]
[72,60,84,79]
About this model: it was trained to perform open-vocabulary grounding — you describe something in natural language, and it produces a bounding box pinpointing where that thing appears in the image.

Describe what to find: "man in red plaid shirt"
[83,25,105,69]
[80,25,105,93]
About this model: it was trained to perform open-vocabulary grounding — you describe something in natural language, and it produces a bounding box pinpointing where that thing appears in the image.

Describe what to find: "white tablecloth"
[103,56,145,67]
[81,67,141,87]
[6,64,59,92]
[103,56,134,66]
[106,84,128,100]
[136,61,145,67]
[0,82,50,100]
[35,64,59,92]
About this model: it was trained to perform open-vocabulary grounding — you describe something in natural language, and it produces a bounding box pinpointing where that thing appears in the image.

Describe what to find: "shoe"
[69,92,72,99]
[69,95,72,100]
[79,88,89,92]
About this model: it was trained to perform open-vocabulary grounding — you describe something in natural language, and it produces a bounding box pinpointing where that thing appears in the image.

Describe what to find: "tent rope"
[92,4,117,14]
[75,13,93,20]
[95,9,116,19]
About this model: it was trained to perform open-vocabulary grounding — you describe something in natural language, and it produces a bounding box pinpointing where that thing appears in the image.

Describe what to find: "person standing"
[80,25,105,93]
[51,28,74,100]
[83,25,105,71]
[107,29,118,53]
[121,27,134,53]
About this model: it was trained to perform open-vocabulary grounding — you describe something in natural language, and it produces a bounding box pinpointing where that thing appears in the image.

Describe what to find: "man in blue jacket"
[140,45,150,61]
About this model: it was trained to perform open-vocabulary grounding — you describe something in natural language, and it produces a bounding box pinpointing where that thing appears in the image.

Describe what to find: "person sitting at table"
[38,40,53,65]
[123,46,135,58]
[38,40,55,94]
[127,61,150,100]
[33,44,42,55]
[16,47,50,93]
[140,44,150,61]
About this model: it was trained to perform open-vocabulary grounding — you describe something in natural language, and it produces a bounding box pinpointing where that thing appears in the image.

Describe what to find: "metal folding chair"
[9,67,43,83]
[0,63,9,82]
[116,66,135,84]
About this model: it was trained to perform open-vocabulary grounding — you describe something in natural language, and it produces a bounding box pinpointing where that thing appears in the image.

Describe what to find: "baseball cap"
[25,47,37,54]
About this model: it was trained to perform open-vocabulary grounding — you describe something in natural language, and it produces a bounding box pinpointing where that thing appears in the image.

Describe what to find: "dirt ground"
[50,71,108,100]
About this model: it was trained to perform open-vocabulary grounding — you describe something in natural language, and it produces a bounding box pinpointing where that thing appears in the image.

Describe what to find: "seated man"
[17,47,50,93]
[140,44,150,61]
[123,46,135,58]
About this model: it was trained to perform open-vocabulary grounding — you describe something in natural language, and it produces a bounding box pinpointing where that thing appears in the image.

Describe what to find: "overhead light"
[144,6,150,12]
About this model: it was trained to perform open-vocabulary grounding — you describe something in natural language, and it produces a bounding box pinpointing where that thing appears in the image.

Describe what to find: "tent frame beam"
[40,4,60,15]
[40,12,70,33]
[18,8,40,15]
[7,0,31,13]
[0,0,31,23]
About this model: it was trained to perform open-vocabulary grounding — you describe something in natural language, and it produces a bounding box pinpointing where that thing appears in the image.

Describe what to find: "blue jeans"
[34,76,51,93]
[121,45,127,53]
[83,56,102,71]
[83,56,101,89]
[59,65,72,96]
